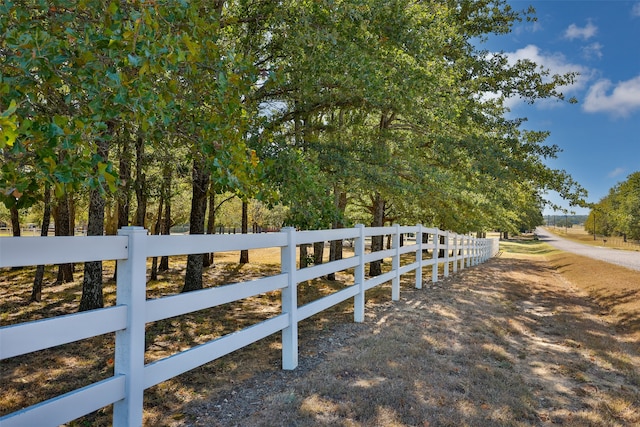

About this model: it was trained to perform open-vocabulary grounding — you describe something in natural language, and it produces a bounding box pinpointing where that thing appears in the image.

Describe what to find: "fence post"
[415,224,423,289]
[443,230,450,278]
[470,236,476,266]
[392,224,400,301]
[113,226,148,427]
[460,234,467,270]
[453,233,459,274]
[354,224,366,322]
[281,227,298,370]
[432,228,439,283]
[473,236,479,266]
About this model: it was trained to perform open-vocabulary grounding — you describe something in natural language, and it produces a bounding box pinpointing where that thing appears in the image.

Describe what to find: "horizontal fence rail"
[0,224,498,426]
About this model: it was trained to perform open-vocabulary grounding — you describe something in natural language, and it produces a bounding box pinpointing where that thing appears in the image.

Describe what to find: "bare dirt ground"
[177,249,640,426]
[2,241,640,426]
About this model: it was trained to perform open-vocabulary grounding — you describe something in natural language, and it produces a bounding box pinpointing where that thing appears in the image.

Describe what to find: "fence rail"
[0,224,499,426]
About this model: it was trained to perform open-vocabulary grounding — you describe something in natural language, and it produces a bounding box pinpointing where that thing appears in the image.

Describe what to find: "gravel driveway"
[535,227,640,271]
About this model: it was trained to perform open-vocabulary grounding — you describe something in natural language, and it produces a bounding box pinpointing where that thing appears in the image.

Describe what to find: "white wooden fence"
[0,224,498,426]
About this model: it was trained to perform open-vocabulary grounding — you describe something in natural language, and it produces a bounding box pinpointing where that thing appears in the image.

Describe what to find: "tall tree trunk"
[134,133,146,227]
[182,157,210,292]
[55,192,74,283]
[113,133,131,281]
[422,232,430,256]
[159,164,172,272]
[313,241,324,265]
[439,234,446,258]
[105,199,118,235]
[150,195,164,281]
[9,204,22,271]
[118,135,132,229]
[328,190,347,280]
[31,185,51,302]
[79,136,110,312]
[68,193,76,236]
[300,244,311,268]
[10,204,20,237]
[369,192,385,276]
[239,200,249,264]
[204,184,216,267]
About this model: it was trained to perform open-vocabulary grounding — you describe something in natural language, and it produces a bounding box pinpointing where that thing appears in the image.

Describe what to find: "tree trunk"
[9,204,22,271]
[182,157,210,292]
[300,244,311,268]
[105,199,118,235]
[422,232,430,255]
[328,190,347,280]
[68,193,76,236]
[55,193,74,283]
[134,133,146,227]
[150,195,164,281]
[239,200,249,264]
[369,192,385,276]
[313,241,324,265]
[118,136,132,229]
[204,184,217,267]
[10,204,20,237]
[159,165,172,272]
[79,136,109,312]
[31,185,51,302]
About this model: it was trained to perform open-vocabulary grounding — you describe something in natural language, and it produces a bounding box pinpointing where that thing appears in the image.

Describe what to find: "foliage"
[587,172,640,240]
[2,0,589,253]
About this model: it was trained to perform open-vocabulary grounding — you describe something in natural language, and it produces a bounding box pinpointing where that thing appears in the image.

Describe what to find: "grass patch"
[500,239,559,256]
[547,251,640,342]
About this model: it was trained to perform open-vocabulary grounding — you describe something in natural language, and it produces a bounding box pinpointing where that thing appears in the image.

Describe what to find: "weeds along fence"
[0,224,498,426]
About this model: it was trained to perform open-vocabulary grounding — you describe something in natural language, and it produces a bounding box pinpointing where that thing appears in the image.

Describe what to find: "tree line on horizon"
[1,0,586,310]
[587,172,640,241]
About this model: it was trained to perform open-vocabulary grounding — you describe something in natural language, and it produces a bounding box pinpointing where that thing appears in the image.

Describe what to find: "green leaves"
[0,100,18,148]
[0,0,586,236]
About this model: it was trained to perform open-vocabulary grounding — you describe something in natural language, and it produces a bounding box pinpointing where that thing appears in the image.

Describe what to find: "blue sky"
[481,1,640,215]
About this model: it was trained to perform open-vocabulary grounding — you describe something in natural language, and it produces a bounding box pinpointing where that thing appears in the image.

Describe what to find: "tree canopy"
[2,0,589,300]
[587,172,640,241]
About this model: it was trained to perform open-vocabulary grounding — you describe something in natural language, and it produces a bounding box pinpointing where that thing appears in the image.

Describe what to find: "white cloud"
[564,21,598,40]
[583,75,640,117]
[505,45,593,99]
[632,3,640,17]
[481,45,595,111]
[608,167,626,178]
[582,42,603,60]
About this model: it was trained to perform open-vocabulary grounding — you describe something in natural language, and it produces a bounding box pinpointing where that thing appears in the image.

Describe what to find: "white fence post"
[471,236,476,266]
[432,228,439,283]
[453,234,459,274]
[459,235,465,271]
[281,227,298,370]
[354,224,366,323]
[113,227,148,427]
[392,224,400,301]
[443,230,450,278]
[473,236,479,266]
[415,224,423,289]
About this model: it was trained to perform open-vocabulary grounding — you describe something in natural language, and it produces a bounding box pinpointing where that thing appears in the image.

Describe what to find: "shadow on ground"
[181,257,640,427]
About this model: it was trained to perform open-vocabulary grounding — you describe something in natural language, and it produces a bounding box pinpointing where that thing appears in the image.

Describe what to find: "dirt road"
[536,227,640,271]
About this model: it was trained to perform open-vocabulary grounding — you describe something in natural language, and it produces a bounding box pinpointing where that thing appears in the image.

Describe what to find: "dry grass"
[2,239,640,426]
